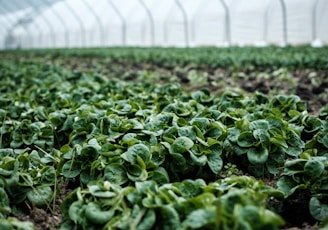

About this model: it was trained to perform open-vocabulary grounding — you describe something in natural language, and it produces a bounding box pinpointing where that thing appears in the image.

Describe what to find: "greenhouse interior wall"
[0,0,327,50]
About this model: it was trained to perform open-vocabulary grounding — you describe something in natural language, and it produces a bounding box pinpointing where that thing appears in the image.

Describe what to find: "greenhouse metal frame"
[0,0,327,49]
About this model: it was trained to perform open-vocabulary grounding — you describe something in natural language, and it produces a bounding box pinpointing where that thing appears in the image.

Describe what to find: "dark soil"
[13,183,72,230]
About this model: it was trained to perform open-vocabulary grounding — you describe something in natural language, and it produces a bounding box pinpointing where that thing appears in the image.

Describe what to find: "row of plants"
[2,46,328,70]
[3,46,327,117]
[0,48,327,229]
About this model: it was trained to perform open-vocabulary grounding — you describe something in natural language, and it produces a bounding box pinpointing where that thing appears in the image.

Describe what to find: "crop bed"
[0,47,328,229]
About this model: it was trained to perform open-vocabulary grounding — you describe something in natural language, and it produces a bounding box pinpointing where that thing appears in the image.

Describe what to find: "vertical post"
[0,14,17,49]
[219,0,231,46]
[63,0,86,47]
[0,4,18,48]
[1,1,33,48]
[190,19,196,46]
[312,0,319,41]
[139,0,155,45]
[164,11,168,45]
[81,0,105,46]
[279,0,287,46]
[175,0,189,47]
[22,9,44,49]
[263,0,274,43]
[107,0,126,46]
[27,0,56,47]
[0,14,8,36]
[44,0,70,47]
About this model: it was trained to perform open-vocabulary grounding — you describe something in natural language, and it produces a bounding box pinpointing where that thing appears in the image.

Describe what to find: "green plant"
[0,47,327,229]
[219,163,243,178]
[277,154,328,221]
[61,176,284,229]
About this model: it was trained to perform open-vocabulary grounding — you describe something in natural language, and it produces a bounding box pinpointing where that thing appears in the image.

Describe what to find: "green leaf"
[27,186,53,207]
[136,209,156,230]
[87,184,117,199]
[178,126,196,141]
[122,144,151,165]
[191,118,209,132]
[276,176,306,198]
[0,217,36,230]
[79,145,99,161]
[319,133,328,148]
[253,129,270,146]
[265,160,280,175]
[104,164,128,185]
[0,188,11,214]
[62,160,82,178]
[170,136,194,154]
[174,179,205,199]
[80,170,97,185]
[40,166,56,184]
[247,146,269,164]
[270,136,288,149]
[149,167,169,185]
[227,127,241,142]
[183,209,215,229]
[286,130,304,148]
[267,117,285,130]
[282,159,307,176]
[85,201,115,225]
[237,206,285,229]
[309,196,328,221]
[303,116,322,133]
[237,131,255,147]
[189,151,207,166]
[155,205,180,230]
[285,146,303,157]
[207,150,223,174]
[126,164,148,182]
[145,113,174,131]
[0,148,14,158]
[169,153,187,172]
[191,88,213,103]
[249,120,269,131]
[68,200,85,224]
[304,160,325,178]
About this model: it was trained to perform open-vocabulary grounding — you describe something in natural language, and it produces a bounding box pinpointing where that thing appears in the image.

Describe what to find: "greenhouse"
[1,0,328,49]
[0,1,328,230]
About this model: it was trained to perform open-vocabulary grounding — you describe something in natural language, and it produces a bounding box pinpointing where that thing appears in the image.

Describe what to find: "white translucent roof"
[1,0,327,49]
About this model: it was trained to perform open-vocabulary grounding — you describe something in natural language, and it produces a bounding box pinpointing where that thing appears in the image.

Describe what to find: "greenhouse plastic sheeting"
[0,0,327,49]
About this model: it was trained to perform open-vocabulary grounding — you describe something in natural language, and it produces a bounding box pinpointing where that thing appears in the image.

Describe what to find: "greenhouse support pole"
[264,0,274,44]
[1,2,32,48]
[0,13,17,49]
[107,0,126,46]
[0,13,9,37]
[163,5,170,45]
[62,1,85,47]
[44,0,69,47]
[175,0,189,47]
[279,0,287,46]
[20,9,44,49]
[27,0,56,47]
[312,0,320,41]
[219,0,231,46]
[63,0,86,47]
[139,0,155,46]
[0,4,18,48]
[81,0,105,46]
